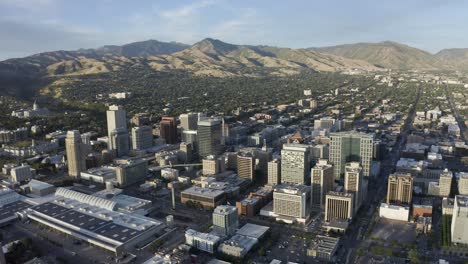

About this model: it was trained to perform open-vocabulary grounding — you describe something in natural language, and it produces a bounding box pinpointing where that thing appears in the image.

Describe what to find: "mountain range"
[1,38,468,97]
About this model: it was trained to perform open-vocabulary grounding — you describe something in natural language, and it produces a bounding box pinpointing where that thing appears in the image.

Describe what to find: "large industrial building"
[0,187,32,226]
[27,188,164,256]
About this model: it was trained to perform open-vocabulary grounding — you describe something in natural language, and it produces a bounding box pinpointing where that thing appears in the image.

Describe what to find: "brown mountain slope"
[435,48,468,70]
[310,41,446,70]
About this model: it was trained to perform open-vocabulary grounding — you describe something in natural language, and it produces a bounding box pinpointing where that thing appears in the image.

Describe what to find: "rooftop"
[455,195,468,207]
[240,197,260,205]
[326,191,353,198]
[310,235,340,254]
[236,223,269,239]
[82,166,116,177]
[219,234,257,250]
[27,180,54,190]
[186,229,220,243]
[274,184,310,195]
[182,186,225,198]
[213,205,237,215]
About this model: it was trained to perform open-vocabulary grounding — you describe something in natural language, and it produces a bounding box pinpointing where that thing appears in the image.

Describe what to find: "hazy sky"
[1,0,467,60]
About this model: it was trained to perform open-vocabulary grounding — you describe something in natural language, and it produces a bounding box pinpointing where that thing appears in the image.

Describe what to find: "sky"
[1,0,467,60]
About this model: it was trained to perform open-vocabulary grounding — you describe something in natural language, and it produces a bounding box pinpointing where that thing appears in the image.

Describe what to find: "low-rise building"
[217,234,257,258]
[80,166,117,183]
[379,203,409,222]
[236,198,261,217]
[10,164,32,183]
[185,229,220,253]
[181,186,226,209]
[307,235,340,262]
[412,197,433,218]
[442,197,454,216]
[22,180,55,197]
[416,216,432,234]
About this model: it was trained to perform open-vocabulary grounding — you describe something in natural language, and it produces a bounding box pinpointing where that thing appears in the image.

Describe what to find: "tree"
[408,249,420,264]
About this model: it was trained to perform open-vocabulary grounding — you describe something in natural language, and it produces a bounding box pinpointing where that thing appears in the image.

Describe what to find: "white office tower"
[131,126,153,150]
[110,128,130,157]
[329,132,374,179]
[65,130,87,178]
[268,159,281,185]
[344,162,364,214]
[107,105,127,150]
[311,159,334,210]
[212,205,238,236]
[281,144,310,185]
[273,184,311,222]
[451,195,468,245]
[458,172,468,195]
[180,112,199,131]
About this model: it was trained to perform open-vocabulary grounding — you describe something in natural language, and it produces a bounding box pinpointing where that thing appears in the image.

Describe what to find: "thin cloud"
[159,0,219,19]
[0,0,55,11]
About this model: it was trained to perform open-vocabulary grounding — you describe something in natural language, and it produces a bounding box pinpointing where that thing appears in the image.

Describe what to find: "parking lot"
[370,218,416,243]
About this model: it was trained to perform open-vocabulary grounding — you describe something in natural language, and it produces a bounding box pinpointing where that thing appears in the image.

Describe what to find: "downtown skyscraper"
[329,132,374,179]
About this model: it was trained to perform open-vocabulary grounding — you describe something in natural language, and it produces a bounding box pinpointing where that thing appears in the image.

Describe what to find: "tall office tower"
[81,132,92,145]
[311,159,334,210]
[310,144,329,163]
[197,119,223,158]
[131,126,153,150]
[439,169,453,197]
[273,184,311,220]
[160,116,178,144]
[221,118,230,145]
[179,142,192,163]
[182,130,198,156]
[212,205,238,236]
[458,172,468,195]
[237,152,255,180]
[344,162,364,213]
[106,105,127,150]
[451,195,468,245]
[268,159,281,185]
[180,113,198,131]
[110,128,130,157]
[281,144,310,185]
[386,173,413,205]
[253,148,272,176]
[131,113,150,126]
[325,191,354,222]
[65,130,87,178]
[329,132,374,179]
[202,156,222,176]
